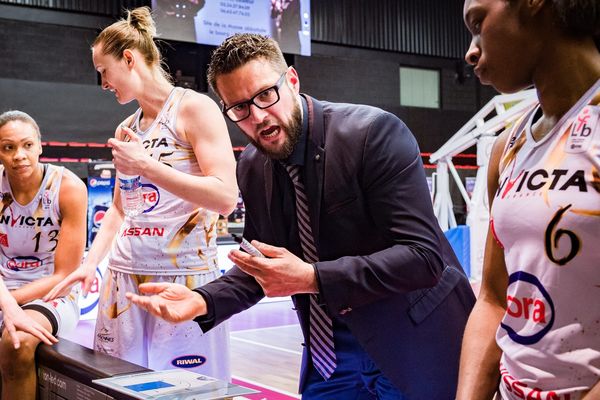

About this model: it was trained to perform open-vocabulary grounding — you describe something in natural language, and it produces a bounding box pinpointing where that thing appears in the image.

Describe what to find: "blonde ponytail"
[94,7,171,81]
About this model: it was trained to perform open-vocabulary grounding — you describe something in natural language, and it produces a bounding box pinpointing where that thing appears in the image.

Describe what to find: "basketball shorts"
[94,268,231,381]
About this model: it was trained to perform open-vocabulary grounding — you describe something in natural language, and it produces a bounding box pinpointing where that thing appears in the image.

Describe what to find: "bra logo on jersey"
[143,137,169,149]
[141,183,160,213]
[501,271,555,345]
[497,168,587,199]
[506,296,546,323]
[6,256,42,271]
[171,354,206,369]
[0,214,55,227]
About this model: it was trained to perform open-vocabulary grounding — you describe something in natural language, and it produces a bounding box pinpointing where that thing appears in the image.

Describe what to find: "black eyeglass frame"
[221,72,287,123]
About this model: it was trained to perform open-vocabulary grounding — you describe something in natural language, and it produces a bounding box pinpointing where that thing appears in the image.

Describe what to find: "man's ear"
[287,66,300,93]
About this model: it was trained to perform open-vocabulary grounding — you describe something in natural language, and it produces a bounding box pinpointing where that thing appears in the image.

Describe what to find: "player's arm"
[113,93,238,216]
[456,131,510,399]
[11,169,87,304]
[85,120,129,267]
[181,93,238,215]
[44,122,131,301]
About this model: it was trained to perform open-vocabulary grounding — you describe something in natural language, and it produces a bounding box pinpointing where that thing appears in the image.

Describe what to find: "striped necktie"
[285,164,337,379]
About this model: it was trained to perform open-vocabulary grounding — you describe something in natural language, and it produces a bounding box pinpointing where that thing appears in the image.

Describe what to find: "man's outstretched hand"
[126,282,207,323]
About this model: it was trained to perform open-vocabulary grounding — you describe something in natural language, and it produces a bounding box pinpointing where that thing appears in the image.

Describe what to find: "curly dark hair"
[551,0,600,39]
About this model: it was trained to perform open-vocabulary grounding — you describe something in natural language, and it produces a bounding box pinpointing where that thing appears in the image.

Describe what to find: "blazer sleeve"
[315,112,446,312]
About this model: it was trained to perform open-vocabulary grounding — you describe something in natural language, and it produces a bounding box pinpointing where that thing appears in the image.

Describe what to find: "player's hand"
[108,126,150,177]
[126,283,207,323]
[0,296,57,348]
[228,240,318,297]
[44,264,96,301]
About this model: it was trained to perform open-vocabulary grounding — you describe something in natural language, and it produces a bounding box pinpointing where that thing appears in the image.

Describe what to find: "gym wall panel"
[0,78,136,142]
[295,55,399,107]
[0,1,494,154]
[312,0,470,59]
[0,18,97,84]
[0,0,149,17]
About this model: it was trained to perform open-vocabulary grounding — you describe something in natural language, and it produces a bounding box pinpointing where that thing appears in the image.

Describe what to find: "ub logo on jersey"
[566,105,599,153]
[41,190,52,210]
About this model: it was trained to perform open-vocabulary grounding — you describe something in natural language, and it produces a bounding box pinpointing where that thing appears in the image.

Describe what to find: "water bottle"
[118,173,144,217]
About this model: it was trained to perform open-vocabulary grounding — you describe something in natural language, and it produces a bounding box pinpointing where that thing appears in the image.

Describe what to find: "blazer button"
[315,154,321,161]
[339,307,352,315]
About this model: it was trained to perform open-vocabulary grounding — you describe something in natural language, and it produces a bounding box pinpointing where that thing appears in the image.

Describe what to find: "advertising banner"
[82,162,115,320]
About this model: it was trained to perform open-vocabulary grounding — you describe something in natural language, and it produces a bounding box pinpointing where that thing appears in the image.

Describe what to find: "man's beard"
[248,103,302,160]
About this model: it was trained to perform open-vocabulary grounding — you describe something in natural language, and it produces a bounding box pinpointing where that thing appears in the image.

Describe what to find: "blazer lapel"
[303,95,325,248]
[263,157,273,218]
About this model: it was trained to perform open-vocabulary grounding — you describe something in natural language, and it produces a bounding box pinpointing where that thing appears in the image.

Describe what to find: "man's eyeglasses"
[222,72,287,122]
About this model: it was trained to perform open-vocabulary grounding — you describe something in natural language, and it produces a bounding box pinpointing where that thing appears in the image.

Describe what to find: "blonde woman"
[46,7,237,380]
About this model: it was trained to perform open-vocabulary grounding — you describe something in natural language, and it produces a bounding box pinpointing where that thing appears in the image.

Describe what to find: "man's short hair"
[207,33,288,95]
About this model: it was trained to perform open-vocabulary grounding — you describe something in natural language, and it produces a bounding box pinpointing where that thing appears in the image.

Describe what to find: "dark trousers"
[302,319,405,400]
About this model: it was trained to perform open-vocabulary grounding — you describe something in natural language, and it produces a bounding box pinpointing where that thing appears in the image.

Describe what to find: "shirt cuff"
[192,288,216,331]
[312,262,324,295]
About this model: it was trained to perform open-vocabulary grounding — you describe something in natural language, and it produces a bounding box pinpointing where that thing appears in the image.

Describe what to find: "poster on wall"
[152,0,311,56]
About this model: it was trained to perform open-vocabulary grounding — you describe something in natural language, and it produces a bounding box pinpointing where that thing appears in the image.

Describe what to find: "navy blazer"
[196,95,475,399]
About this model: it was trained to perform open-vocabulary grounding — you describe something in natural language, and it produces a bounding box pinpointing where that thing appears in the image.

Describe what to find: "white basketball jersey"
[493,80,600,400]
[0,164,63,289]
[109,88,219,275]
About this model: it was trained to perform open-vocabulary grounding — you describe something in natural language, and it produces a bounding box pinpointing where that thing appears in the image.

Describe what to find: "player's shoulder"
[179,90,221,115]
